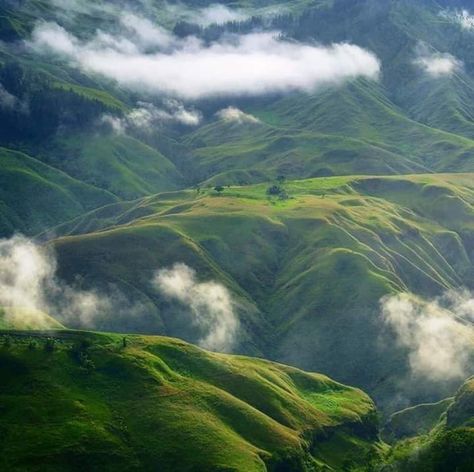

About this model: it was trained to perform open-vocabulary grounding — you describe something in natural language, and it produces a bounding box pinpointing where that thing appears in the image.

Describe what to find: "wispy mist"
[440,9,474,30]
[0,84,28,113]
[216,107,260,124]
[194,4,248,27]
[101,99,201,135]
[0,235,146,329]
[414,44,462,77]
[153,263,239,352]
[381,292,474,382]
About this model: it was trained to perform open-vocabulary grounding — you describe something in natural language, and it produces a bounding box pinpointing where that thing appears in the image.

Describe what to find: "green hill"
[383,398,454,443]
[0,147,116,237]
[0,329,383,472]
[46,174,474,409]
[0,308,64,330]
[49,133,184,200]
[386,378,474,471]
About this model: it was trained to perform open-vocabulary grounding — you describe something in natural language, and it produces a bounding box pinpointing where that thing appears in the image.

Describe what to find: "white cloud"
[216,107,260,124]
[196,4,248,27]
[30,21,380,100]
[381,292,474,382]
[101,100,201,134]
[120,13,176,50]
[418,55,461,77]
[0,235,145,329]
[153,263,239,352]
[100,114,127,134]
[415,49,462,77]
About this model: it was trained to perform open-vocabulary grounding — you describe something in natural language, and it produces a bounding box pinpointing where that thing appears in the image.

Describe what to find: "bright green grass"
[0,329,382,471]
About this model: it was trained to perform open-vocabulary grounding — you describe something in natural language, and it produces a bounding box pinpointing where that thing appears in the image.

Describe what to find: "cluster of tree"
[173,16,266,43]
[266,175,288,200]
[1,334,56,352]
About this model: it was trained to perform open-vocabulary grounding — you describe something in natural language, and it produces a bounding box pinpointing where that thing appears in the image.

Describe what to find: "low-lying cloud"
[101,99,201,134]
[0,237,239,353]
[415,51,462,77]
[30,20,380,100]
[153,263,239,352]
[120,12,176,50]
[0,235,145,329]
[216,107,260,124]
[381,291,474,382]
[0,84,28,113]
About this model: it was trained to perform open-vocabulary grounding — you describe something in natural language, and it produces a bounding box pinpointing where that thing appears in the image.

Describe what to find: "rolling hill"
[0,147,116,237]
[44,173,474,410]
[0,329,383,471]
[1,0,474,468]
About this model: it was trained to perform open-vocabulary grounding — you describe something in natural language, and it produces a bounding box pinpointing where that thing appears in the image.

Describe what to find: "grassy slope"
[387,378,474,471]
[47,174,474,409]
[0,329,383,472]
[0,308,64,330]
[2,0,474,200]
[383,398,454,442]
[0,147,116,237]
[50,133,184,200]
[182,79,474,186]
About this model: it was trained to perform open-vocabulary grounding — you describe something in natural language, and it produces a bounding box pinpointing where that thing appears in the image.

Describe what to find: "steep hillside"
[46,174,474,409]
[49,133,184,200]
[0,147,116,237]
[386,377,474,471]
[0,329,383,472]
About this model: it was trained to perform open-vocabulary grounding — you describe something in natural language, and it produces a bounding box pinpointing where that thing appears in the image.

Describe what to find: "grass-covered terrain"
[0,308,64,330]
[1,0,474,232]
[385,378,474,471]
[50,133,184,200]
[0,147,116,236]
[188,79,474,185]
[1,0,474,468]
[46,173,474,409]
[0,329,384,471]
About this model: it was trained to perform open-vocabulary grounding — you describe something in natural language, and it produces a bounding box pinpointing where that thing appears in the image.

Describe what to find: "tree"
[214,185,225,195]
[267,185,282,196]
[44,338,55,352]
[267,185,289,200]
